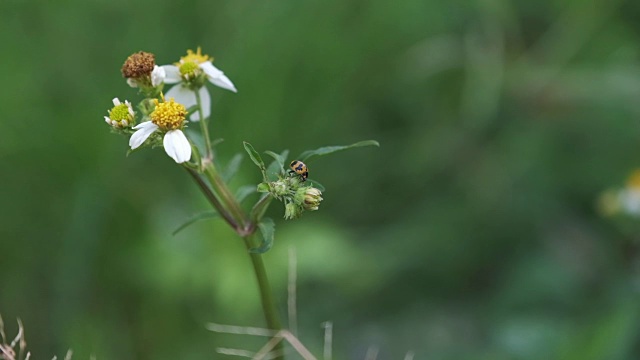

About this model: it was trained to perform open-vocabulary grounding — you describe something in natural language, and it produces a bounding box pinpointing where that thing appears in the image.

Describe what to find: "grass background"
[2,0,640,358]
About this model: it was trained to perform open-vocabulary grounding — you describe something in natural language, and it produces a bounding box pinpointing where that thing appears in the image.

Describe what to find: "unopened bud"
[296,187,323,211]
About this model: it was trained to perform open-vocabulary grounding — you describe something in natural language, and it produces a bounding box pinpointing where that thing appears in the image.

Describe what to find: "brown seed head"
[121,51,156,78]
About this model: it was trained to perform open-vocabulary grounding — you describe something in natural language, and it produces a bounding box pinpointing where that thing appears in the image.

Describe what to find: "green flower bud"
[271,180,289,197]
[284,202,301,220]
[296,187,323,211]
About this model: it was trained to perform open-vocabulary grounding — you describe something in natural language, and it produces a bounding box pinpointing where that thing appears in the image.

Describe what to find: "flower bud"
[284,202,301,220]
[271,180,289,197]
[296,187,323,211]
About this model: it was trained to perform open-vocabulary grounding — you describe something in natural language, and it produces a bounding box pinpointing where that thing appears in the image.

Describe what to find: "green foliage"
[243,141,267,181]
[299,140,380,162]
[250,218,275,254]
[221,153,243,182]
[172,210,219,235]
[264,149,289,180]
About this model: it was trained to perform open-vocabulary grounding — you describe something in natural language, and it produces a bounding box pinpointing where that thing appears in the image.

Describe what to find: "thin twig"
[216,348,255,358]
[364,346,378,360]
[0,313,6,344]
[281,332,317,360]
[0,345,16,360]
[17,319,25,360]
[322,322,332,360]
[206,323,278,337]
[252,334,284,360]
[288,247,298,336]
[217,347,284,359]
[9,320,22,349]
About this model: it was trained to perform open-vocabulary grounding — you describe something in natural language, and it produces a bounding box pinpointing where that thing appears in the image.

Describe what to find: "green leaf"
[307,179,325,192]
[211,138,225,148]
[222,153,243,182]
[243,141,266,169]
[257,183,270,193]
[299,140,379,162]
[265,149,289,180]
[243,141,268,181]
[250,218,275,254]
[235,185,256,203]
[172,211,219,236]
[186,105,199,114]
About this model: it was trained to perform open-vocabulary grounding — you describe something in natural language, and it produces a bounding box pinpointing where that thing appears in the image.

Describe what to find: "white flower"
[129,122,192,163]
[104,97,134,128]
[151,65,165,87]
[160,47,237,122]
[128,97,191,163]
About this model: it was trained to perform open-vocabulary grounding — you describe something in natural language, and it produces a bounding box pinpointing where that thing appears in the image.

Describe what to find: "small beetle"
[289,160,309,182]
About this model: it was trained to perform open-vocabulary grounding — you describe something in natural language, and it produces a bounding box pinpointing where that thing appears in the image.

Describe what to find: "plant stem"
[191,86,282,357]
[243,235,282,332]
[194,89,213,160]
[185,168,238,230]
[203,163,248,229]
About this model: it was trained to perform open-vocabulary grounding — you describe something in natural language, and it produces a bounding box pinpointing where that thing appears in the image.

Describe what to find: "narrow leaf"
[173,211,219,235]
[299,140,379,162]
[222,153,243,182]
[235,185,256,203]
[211,138,225,148]
[250,218,275,254]
[265,149,289,180]
[243,141,266,170]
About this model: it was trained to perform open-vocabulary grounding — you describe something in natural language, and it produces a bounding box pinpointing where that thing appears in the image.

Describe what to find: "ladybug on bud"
[289,160,309,182]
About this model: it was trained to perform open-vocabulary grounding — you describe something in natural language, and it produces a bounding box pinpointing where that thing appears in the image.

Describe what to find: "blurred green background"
[2,0,640,358]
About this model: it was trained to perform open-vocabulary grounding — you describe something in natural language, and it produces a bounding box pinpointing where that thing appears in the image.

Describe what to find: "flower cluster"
[259,175,323,220]
[599,170,640,218]
[104,48,236,163]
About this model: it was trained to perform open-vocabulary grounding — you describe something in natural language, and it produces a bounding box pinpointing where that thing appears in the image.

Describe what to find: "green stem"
[243,235,282,332]
[250,194,273,222]
[194,88,213,160]
[191,86,282,357]
[203,163,248,229]
[185,168,238,230]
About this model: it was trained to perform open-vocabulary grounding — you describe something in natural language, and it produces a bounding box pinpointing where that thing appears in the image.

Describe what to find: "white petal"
[165,85,211,122]
[163,130,192,163]
[200,61,237,93]
[129,122,159,149]
[104,116,111,124]
[126,78,138,88]
[151,65,166,87]
[193,86,211,121]
[161,65,182,84]
[112,98,121,106]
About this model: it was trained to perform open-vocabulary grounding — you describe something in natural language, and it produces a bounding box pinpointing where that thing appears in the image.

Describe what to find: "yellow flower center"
[177,47,212,65]
[627,170,640,190]
[150,97,187,130]
[109,104,131,122]
[179,61,200,78]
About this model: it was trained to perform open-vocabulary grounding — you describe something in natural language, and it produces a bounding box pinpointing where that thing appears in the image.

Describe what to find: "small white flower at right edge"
[161,47,237,121]
[128,96,192,163]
